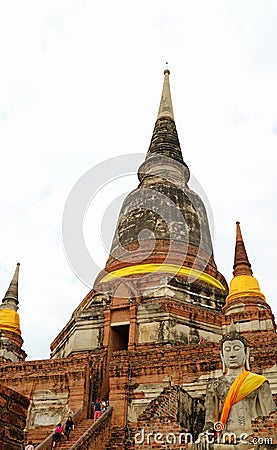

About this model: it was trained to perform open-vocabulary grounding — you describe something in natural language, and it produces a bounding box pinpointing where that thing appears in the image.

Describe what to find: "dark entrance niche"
[110,324,130,351]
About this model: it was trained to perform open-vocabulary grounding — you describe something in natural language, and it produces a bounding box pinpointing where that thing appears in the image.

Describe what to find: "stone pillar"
[128,303,138,351]
[109,361,129,427]
[103,307,111,348]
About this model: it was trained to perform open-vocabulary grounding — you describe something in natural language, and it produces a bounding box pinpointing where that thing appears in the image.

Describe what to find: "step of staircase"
[53,419,94,449]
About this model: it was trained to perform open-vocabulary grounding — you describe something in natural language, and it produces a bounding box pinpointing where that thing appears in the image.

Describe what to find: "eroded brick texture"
[252,410,277,445]
[0,384,29,449]
[0,352,106,446]
[130,386,201,450]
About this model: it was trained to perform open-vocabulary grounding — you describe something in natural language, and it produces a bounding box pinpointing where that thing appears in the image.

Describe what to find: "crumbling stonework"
[0,384,29,449]
[252,410,277,445]
[0,329,26,362]
[0,353,106,445]
[129,386,204,449]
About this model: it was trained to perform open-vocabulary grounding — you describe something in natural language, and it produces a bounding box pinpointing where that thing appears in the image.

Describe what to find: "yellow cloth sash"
[0,309,21,335]
[219,370,267,431]
[100,263,225,290]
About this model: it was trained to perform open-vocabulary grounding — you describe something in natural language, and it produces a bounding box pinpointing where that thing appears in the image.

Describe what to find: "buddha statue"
[201,329,276,448]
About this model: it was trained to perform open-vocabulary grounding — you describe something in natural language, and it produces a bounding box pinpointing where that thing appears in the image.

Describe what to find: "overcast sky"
[0,0,276,360]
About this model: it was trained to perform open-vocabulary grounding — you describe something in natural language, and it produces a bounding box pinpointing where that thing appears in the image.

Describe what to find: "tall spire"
[226,223,265,303]
[233,222,253,277]
[3,262,20,306]
[157,65,174,120]
[106,69,228,297]
[140,67,189,181]
[0,264,26,359]
[0,263,22,336]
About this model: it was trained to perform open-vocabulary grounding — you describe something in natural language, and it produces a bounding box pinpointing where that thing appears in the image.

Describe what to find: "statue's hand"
[195,426,215,448]
[203,421,214,433]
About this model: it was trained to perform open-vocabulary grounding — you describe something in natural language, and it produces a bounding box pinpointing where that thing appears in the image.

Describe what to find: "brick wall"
[252,410,277,445]
[107,426,130,450]
[0,351,106,444]
[0,322,276,448]
[0,384,29,449]
[0,352,106,412]
[110,342,222,386]
[107,387,185,449]
[131,386,190,450]
[0,329,27,362]
[108,338,277,429]
[110,338,277,387]
[137,386,179,423]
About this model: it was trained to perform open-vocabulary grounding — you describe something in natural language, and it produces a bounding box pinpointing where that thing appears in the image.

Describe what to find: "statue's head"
[220,330,250,373]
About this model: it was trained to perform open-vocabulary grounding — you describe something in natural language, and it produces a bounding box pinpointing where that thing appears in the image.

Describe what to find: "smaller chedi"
[202,325,276,448]
[0,263,26,362]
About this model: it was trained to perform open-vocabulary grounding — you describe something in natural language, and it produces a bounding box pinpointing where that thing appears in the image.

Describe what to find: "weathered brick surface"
[0,328,27,362]
[1,331,275,447]
[0,352,107,445]
[0,352,105,408]
[107,426,130,450]
[109,338,277,382]
[109,386,200,449]
[0,384,29,449]
[137,386,179,423]
[252,410,277,445]
[105,241,221,280]
[130,386,192,449]
[108,334,277,431]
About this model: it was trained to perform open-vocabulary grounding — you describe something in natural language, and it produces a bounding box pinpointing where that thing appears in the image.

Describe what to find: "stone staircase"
[35,407,113,450]
[57,419,93,449]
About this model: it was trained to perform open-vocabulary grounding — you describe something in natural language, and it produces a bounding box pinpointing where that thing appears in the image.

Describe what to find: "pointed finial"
[157,65,174,120]
[164,61,170,75]
[236,221,243,241]
[233,222,252,277]
[2,263,20,305]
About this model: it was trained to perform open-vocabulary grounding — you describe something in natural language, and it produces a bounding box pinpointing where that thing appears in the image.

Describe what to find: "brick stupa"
[0,70,276,449]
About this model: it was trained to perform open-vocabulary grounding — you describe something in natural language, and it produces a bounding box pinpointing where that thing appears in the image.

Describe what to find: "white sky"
[0,0,276,360]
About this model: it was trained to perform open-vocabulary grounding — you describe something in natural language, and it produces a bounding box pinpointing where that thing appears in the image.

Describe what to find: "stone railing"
[70,407,113,450]
[35,408,83,450]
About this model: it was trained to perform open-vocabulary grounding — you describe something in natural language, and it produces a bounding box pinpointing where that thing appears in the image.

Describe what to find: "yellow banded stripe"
[100,263,225,290]
[0,309,21,335]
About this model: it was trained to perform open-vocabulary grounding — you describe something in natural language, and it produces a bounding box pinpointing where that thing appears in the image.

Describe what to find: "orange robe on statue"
[218,370,267,434]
